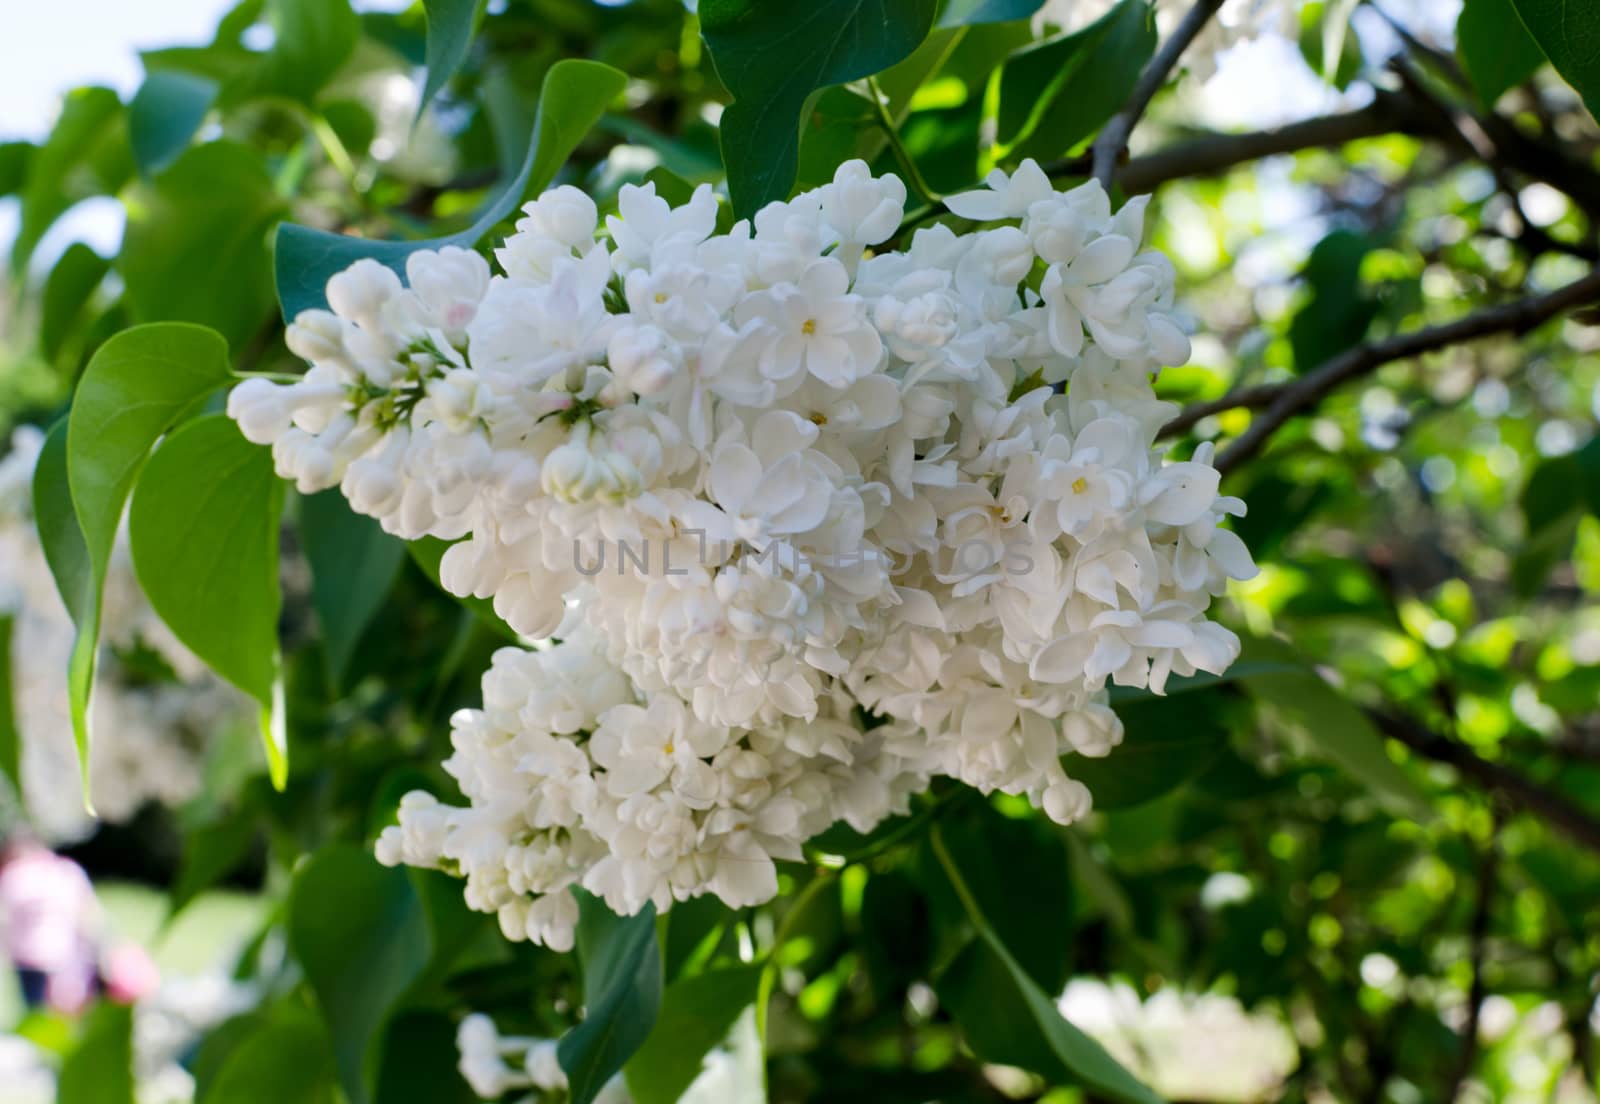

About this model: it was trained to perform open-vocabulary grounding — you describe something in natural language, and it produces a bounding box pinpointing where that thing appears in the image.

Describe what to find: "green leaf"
[557,891,663,1104]
[120,141,286,351]
[624,964,761,1104]
[701,0,939,217]
[938,0,1046,27]
[1238,638,1433,820]
[11,87,132,274]
[240,0,361,105]
[407,537,519,641]
[1289,229,1379,372]
[1509,0,1600,120]
[275,58,626,319]
[200,1004,340,1104]
[170,805,259,920]
[997,0,1156,159]
[57,1002,135,1104]
[375,1012,480,1104]
[32,421,92,646]
[917,799,1073,991]
[60,324,232,798]
[1457,0,1545,105]
[420,0,484,118]
[300,490,405,689]
[1075,689,1231,809]
[931,828,1161,1104]
[0,614,19,797]
[0,141,32,196]
[129,70,218,175]
[289,845,432,1104]
[40,243,111,363]
[1298,1,1363,90]
[128,414,286,787]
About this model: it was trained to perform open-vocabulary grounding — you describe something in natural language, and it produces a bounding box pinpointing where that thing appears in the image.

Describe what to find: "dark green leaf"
[32,421,92,646]
[701,0,939,217]
[1508,0,1600,120]
[557,891,662,1104]
[421,0,484,118]
[40,243,111,363]
[1457,0,1545,105]
[129,70,218,175]
[624,964,761,1104]
[375,1012,480,1104]
[11,87,132,274]
[0,614,19,797]
[61,324,233,797]
[1289,229,1379,372]
[660,893,734,982]
[918,800,1073,991]
[128,414,286,786]
[120,142,286,351]
[1075,689,1230,809]
[407,537,519,641]
[932,830,1161,1104]
[938,0,1046,27]
[57,1002,135,1104]
[300,489,405,689]
[997,0,1156,159]
[289,845,432,1104]
[275,58,626,319]
[199,1004,340,1104]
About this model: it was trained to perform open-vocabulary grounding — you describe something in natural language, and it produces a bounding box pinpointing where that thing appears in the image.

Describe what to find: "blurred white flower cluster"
[455,1011,755,1103]
[233,159,1255,948]
[0,427,244,844]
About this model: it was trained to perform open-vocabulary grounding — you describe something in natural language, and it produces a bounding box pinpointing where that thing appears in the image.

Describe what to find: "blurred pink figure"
[0,836,104,1014]
[103,941,160,1004]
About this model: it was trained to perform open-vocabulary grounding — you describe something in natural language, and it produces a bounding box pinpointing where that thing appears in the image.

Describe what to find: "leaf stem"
[754,866,837,1047]
[929,821,992,940]
[867,77,941,205]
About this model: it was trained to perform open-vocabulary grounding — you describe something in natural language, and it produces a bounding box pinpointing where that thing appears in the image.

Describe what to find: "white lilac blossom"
[0,429,246,844]
[236,160,1258,950]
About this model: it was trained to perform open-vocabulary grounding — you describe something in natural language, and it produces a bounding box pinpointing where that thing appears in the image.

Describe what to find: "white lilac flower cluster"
[231,158,1256,949]
[0,428,244,844]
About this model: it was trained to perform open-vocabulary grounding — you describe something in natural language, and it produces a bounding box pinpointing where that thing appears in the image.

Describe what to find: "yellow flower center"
[664,741,675,755]
[1071,477,1089,494]
[801,318,817,335]
[810,412,828,425]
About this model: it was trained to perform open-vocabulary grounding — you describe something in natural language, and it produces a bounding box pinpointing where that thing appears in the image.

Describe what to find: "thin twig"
[1212,268,1600,473]
[1443,833,1499,1102]
[867,76,940,205]
[1369,708,1600,856]
[1090,0,1225,188]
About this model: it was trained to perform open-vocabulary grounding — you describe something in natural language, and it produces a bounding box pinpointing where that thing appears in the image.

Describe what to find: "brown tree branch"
[1210,269,1600,474]
[1091,0,1225,188]
[1369,709,1600,856]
